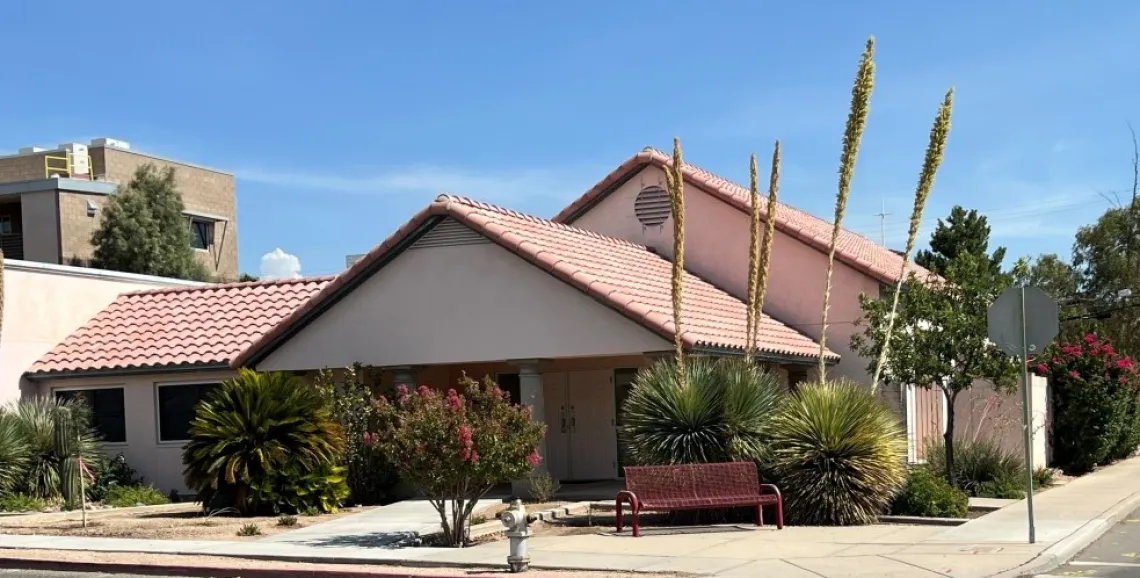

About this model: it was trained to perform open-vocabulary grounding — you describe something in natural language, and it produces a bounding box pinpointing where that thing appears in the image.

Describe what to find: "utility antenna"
[874,198,891,246]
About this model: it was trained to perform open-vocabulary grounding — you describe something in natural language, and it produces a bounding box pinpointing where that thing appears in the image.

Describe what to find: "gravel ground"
[0,550,685,578]
[0,505,375,540]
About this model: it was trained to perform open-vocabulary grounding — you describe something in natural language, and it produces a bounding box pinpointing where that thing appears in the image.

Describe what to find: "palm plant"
[8,397,101,500]
[182,369,345,515]
[769,380,906,525]
[0,411,29,494]
[621,356,783,466]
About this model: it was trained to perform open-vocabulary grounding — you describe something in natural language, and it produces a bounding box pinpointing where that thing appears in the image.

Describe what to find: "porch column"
[510,360,547,497]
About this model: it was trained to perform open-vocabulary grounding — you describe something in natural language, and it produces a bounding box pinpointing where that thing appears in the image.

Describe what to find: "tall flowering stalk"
[819,37,876,379]
[664,138,687,386]
[753,141,781,353]
[746,155,762,360]
[870,89,954,394]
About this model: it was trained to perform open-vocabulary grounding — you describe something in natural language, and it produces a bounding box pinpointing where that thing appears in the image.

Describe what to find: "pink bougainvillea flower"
[1036,364,1048,375]
[1085,333,1099,344]
[447,389,463,410]
[492,387,504,400]
[1069,370,1081,379]
[417,385,432,397]
[1118,358,1135,370]
[526,449,542,466]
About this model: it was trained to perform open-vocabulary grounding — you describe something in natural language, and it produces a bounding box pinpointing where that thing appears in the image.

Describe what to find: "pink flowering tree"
[367,373,544,547]
[1032,333,1140,474]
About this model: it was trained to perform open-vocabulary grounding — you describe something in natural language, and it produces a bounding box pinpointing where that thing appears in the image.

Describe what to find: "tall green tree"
[1069,201,1140,356]
[915,206,1006,278]
[91,164,210,281]
[852,252,1020,487]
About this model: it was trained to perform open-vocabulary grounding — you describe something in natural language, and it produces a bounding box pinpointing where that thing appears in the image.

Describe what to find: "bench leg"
[616,491,641,537]
[776,499,784,529]
[756,503,764,527]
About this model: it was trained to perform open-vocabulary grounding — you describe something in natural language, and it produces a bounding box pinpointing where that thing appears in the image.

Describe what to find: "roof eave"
[690,345,840,366]
[25,362,233,381]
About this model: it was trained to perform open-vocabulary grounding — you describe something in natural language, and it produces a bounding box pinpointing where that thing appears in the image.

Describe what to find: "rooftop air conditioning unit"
[90,138,131,150]
[17,146,46,155]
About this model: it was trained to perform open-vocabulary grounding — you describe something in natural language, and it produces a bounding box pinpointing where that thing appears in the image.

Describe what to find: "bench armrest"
[760,483,783,501]
[616,489,641,509]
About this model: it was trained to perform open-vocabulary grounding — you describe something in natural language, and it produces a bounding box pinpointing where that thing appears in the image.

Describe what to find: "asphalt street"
[1039,504,1140,577]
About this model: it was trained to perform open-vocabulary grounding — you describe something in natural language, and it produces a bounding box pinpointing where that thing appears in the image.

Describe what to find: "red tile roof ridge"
[121,275,338,297]
[435,194,658,250]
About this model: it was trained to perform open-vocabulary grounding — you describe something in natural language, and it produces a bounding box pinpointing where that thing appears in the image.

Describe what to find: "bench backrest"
[622,461,760,500]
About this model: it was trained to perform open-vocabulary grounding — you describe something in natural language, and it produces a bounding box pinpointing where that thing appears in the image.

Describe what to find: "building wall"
[20,191,60,263]
[57,192,103,265]
[90,147,239,280]
[35,368,237,496]
[0,260,205,405]
[567,166,880,389]
[257,221,671,371]
[953,376,1049,468]
[0,151,55,182]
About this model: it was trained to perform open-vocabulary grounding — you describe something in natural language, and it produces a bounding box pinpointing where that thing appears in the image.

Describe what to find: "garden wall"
[952,376,1048,468]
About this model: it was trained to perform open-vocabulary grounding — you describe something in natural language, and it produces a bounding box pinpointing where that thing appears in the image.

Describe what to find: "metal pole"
[1019,286,1037,544]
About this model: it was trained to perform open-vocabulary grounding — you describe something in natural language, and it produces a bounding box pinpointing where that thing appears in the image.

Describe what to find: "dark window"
[614,368,639,472]
[55,388,126,443]
[157,383,219,442]
[190,219,214,250]
[497,373,521,406]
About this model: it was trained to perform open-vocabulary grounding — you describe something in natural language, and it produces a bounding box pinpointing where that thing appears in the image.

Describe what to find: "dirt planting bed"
[0,503,375,540]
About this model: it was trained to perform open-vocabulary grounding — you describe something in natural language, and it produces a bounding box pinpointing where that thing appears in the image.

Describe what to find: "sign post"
[986,285,1060,545]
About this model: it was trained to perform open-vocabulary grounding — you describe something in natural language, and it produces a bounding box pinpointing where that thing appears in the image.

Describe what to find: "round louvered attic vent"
[634,185,671,226]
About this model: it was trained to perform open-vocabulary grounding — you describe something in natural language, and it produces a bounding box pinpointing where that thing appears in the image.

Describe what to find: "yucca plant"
[0,411,29,495]
[621,356,783,466]
[663,138,687,385]
[819,37,876,379]
[770,379,906,525]
[182,369,345,516]
[8,397,101,500]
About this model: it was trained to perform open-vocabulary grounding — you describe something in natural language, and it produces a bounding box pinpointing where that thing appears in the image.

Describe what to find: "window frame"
[0,215,12,235]
[52,385,128,445]
[154,380,221,444]
[495,372,522,406]
[188,217,215,252]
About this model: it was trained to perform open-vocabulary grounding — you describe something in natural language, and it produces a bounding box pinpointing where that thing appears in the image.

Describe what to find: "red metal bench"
[615,461,783,537]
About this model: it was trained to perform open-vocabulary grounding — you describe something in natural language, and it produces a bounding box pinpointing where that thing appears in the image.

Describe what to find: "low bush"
[102,485,170,508]
[1033,467,1056,488]
[769,380,907,526]
[528,472,559,503]
[276,514,298,527]
[890,467,969,518]
[0,492,50,513]
[0,412,28,495]
[87,454,139,503]
[6,397,101,500]
[925,438,1023,498]
[182,369,346,516]
[251,462,350,515]
[237,523,262,536]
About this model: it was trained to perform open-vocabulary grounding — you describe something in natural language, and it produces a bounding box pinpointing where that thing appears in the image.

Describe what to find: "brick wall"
[90,147,239,280]
[0,152,54,182]
[57,192,103,265]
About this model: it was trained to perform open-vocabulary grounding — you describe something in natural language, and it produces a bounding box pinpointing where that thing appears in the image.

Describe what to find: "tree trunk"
[943,389,957,488]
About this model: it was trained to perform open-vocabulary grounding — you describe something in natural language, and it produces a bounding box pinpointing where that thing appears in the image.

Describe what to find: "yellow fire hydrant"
[500,499,531,572]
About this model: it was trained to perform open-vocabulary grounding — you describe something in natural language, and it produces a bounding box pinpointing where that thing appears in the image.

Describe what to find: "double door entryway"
[542,368,638,482]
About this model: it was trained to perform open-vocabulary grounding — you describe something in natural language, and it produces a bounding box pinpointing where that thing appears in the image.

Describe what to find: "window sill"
[157,440,189,447]
[191,247,210,253]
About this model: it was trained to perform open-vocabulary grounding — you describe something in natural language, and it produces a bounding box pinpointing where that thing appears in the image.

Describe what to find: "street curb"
[0,556,502,578]
[989,486,1140,578]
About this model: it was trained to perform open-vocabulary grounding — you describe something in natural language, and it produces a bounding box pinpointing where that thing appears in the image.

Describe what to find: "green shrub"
[236,523,262,536]
[0,493,50,513]
[8,397,101,500]
[925,437,1023,497]
[0,411,29,495]
[1033,334,1140,474]
[313,365,401,505]
[87,454,139,503]
[102,485,170,508]
[251,462,350,515]
[276,515,298,527]
[528,472,559,503]
[769,380,907,526]
[1033,467,1056,488]
[621,356,783,466]
[890,467,969,518]
[182,369,345,516]
[977,475,1025,499]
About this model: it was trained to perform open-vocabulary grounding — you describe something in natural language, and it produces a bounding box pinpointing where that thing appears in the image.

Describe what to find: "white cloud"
[260,248,302,280]
[234,163,603,206]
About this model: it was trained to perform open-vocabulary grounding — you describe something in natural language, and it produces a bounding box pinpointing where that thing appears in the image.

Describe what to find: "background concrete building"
[0,138,239,280]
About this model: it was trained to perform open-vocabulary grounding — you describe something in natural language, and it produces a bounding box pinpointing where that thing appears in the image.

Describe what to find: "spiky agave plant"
[819,37,876,379]
[870,89,954,394]
[770,379,907,525]
[0,411,28,495]
[9,397,101,500]
[182,369,344,515]
[663,138,687,386]
[621,356,783,466]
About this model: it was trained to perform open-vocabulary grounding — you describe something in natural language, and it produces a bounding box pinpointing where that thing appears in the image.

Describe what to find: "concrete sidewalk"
[3,457,1140,577]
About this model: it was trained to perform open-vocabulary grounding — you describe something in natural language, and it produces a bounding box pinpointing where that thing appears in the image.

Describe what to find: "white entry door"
[541,370,618,481]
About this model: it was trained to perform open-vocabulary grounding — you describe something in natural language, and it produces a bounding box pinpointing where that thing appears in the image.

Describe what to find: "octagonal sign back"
[986,286,1060,357]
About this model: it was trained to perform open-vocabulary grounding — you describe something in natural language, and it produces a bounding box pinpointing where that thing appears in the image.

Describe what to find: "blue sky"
[3,1,1138,277]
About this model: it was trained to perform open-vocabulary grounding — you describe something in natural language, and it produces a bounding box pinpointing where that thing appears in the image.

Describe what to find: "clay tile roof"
[28,276,335,377]
[553,148,931,285]
[235,195,836,368]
